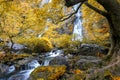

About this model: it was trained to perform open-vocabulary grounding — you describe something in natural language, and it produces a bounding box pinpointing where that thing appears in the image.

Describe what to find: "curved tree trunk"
[96,0,120,56]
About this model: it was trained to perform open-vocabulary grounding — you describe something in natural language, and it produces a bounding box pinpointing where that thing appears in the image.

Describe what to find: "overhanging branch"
[84,2,108,18]
[60,2,83,22]
[65,0,87,7]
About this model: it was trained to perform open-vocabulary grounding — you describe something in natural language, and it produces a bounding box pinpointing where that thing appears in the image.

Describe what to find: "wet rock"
[75,56,102,70]
[6,42,32,54]
[0,64,9,77]
[29,65,66,80]
[78,44,109,56]
[49,56,69,69]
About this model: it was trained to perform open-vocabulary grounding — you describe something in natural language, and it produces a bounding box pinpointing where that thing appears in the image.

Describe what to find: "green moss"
[30,65,66,80]
[0,53,31,63]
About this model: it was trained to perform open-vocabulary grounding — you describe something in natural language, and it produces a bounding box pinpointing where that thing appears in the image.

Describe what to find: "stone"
[78,44,109,56]
[75,56,102,70]
[29,65,66,80]
[49,56,69,69]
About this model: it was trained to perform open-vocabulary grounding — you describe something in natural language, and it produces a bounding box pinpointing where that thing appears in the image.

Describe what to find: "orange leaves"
[113,76,120,80]
[73,69,83,74]
[81,0,110,45]
[0,52,5,60]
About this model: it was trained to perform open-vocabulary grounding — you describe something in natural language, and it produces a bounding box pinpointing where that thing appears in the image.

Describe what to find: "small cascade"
[72,3,83,41]
[7,49,63,80]
[43,50,63,66]
[8,60,40,80]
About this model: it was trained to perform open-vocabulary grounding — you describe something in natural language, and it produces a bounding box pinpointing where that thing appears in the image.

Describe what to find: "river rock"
[78,44,109,56]
[75,56,102,70]
[0,64,8,77]
[49,56,69,69]
[6,42,32,54]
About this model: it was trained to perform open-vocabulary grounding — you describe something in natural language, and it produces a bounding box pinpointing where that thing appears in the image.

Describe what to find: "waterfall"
[39,0,52,8]
[7,49,63,80]
[72,3,83,41]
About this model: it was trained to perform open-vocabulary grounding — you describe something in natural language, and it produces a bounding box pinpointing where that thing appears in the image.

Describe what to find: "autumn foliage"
[81,0,110,46]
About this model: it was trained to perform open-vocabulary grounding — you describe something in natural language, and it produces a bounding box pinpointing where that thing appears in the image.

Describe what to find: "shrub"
[17,37,53,53]
[55,34,72,49]
[55,34,81,54]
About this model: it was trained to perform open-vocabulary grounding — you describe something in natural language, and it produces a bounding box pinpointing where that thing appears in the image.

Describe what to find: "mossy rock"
[0,53,32,64]
[29,65,66,80]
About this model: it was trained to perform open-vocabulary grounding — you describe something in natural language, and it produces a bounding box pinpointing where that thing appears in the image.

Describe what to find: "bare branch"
[60,2,83,22]
[84,2,108,18]
[65,0,87,7]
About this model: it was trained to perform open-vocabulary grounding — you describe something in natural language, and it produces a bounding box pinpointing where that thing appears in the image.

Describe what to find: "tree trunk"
[96,0,120,56]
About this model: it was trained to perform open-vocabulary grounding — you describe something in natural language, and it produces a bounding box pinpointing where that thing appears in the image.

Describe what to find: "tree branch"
[60,2,83,22]
[65,0,87,7]
[84,2,108,18]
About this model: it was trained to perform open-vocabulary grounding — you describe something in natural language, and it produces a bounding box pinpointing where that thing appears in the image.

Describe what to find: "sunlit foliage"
[0,0,65,42]
[17,37,53,53]
[81,0,110,45]
[55,34,81,54]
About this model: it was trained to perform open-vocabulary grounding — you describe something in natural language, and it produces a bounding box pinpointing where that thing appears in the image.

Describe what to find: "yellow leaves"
[55,34,72,48]
[81,0,110,46]
[0,0,65,45]
[17,37,53,52]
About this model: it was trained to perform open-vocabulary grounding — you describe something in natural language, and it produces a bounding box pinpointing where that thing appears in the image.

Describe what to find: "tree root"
[85,56,120,80]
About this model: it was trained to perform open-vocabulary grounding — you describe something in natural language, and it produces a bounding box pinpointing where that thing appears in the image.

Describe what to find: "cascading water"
[43,50,63,66]
[5,49,63,80]
[8,60,40,80]
[72,3,83,41]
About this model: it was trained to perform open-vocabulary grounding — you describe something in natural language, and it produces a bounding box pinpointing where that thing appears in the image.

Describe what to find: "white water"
[72,3,83,41]
[39,0,52,8]
[8,60,40,80]
[7,49,62,80]
[44,50,63,66]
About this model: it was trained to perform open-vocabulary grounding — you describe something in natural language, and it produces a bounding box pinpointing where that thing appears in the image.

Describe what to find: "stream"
[0,49,63,80]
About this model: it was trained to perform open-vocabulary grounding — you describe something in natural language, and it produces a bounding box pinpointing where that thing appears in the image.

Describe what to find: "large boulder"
[49,56,69,67]
[6,42,32,54]
[78,44,109,56]
[75,56,102,70]
[29,65,66,80]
